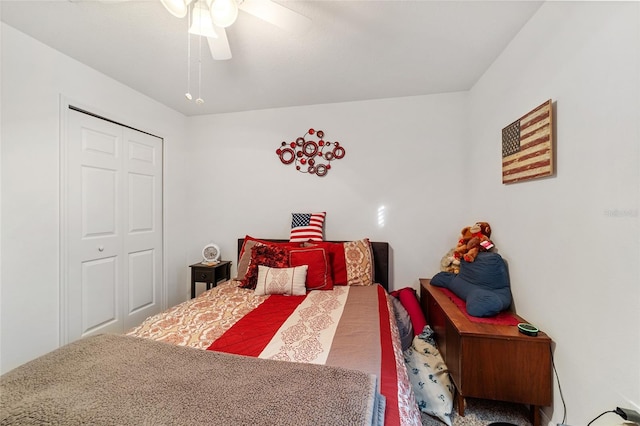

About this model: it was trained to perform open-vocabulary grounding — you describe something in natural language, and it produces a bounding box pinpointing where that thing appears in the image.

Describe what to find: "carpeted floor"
[420,397,533,426]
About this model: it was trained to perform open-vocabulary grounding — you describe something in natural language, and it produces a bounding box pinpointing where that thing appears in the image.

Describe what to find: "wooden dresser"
[419,279,552,426]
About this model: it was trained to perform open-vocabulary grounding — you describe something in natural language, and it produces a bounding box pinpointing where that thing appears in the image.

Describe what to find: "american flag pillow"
[289,212,326,242]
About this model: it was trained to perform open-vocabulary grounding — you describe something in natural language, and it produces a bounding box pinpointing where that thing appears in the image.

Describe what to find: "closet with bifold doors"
[62,107,163,344]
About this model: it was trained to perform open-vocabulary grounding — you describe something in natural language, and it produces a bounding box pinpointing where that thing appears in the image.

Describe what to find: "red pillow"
[391,287,427,336]
[237,236,301,280]
[305,239,373,286]
[239,244,289,289]
[302,241,344,284]
[288,247,333,291]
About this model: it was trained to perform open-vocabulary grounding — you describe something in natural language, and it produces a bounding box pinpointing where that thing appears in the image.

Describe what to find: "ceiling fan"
[161,0,311,60]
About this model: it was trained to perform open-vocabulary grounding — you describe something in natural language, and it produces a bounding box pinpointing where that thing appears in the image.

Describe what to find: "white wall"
[0,21,468,372]
[467,2,639,425]
[185,93,469,292]
[0,23,190,373]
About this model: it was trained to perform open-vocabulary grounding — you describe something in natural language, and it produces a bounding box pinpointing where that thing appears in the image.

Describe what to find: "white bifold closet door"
[65,108,163,343]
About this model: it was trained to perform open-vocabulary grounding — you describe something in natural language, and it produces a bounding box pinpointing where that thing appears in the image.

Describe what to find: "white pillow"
[404,325,454,426]
[254,265,308,296]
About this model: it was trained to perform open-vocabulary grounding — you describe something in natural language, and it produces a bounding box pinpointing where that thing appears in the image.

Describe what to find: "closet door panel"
[122,129,163,329]
[128,249,155,314]
[67,110,124,341]
[81,256,119,334]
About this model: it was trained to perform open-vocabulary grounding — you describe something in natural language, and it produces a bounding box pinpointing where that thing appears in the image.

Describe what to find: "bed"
[1,237,422,426]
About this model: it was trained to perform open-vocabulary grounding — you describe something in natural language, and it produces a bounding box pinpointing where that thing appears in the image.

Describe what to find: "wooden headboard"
[237,239,390,290]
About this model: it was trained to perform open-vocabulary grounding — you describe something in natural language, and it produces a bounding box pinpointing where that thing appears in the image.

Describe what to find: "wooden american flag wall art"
[502,99,554,184]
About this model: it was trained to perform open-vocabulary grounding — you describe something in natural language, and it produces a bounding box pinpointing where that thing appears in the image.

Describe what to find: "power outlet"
[616,407,640,423]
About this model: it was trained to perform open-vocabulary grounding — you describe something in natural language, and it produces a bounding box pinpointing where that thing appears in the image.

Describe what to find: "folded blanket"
[1,334,383,426]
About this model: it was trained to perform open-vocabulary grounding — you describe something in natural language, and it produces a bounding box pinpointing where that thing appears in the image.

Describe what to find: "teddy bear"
[453,222,494,263]
[440,248,460,274]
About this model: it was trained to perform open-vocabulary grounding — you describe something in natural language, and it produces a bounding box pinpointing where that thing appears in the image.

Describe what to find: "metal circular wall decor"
[276,128,346,177]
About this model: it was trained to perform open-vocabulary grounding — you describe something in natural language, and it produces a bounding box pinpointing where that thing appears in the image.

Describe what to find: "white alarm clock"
[202,243,221,263]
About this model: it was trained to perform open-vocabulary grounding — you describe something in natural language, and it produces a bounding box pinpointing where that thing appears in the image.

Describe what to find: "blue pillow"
[389,295,413,351]
[431,252,511,317]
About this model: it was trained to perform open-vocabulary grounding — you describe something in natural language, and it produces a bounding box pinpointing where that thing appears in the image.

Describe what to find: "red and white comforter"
[128,282,421,426]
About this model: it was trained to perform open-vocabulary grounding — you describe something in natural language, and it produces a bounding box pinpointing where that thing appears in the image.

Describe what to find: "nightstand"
[189,261,232,298]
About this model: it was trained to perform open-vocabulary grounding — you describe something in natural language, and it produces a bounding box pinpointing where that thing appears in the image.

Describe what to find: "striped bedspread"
[128,281,421,426]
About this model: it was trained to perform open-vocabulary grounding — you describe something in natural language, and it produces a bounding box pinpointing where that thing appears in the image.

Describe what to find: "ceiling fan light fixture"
[209,0,239,28]
[189,3,219,39]
[160,0,188,18]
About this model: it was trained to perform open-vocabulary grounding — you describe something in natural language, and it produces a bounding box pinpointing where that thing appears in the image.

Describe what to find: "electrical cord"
[587,410,616,425]
[551,349,635,425]
[551,346,567,424]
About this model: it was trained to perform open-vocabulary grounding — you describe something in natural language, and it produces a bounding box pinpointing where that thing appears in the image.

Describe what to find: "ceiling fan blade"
[207,28,232,60]
[239,0,311,34]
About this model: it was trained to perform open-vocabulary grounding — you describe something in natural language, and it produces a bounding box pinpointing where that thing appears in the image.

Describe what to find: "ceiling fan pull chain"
[185,1,193,101]
[196,3,204,105]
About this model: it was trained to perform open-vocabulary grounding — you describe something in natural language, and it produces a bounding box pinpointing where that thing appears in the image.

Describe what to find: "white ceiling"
[1,0,543,116]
